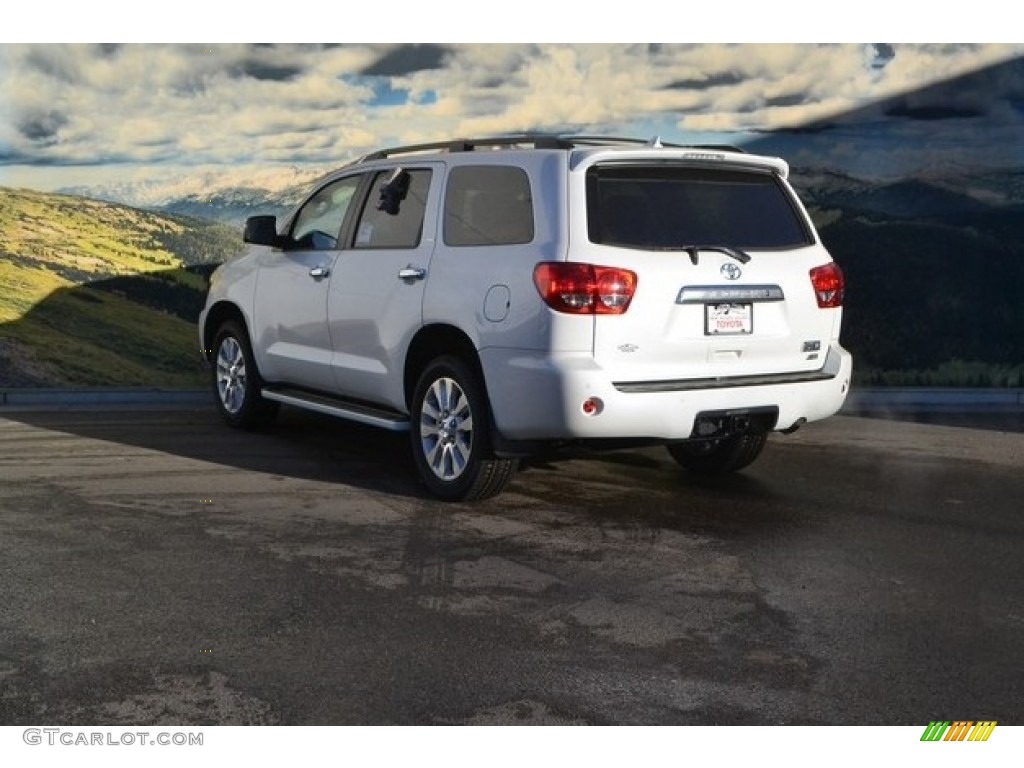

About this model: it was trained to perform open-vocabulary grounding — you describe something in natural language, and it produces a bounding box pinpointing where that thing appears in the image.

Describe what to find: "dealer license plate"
[705,303,752,335]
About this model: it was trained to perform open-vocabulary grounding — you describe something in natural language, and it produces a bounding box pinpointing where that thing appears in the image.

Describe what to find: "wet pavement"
[0,408,1021,724]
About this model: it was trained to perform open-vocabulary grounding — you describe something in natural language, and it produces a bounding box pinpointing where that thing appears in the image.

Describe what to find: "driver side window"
[290,176,361,250]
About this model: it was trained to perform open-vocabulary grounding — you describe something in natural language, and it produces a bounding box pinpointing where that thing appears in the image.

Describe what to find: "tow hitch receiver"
[690,406,779,439]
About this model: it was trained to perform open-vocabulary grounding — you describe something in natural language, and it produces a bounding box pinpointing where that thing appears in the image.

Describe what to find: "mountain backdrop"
[791,169,1024,386]
[58,166,323,229]
[0,187,241,387]
[3,165,1024,389]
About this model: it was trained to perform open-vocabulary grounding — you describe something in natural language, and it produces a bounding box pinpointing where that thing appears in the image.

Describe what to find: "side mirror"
[243,215,282,247]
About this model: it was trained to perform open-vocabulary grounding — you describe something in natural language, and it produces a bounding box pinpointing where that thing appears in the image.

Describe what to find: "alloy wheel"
[418,376,474,481]
[216,336,247,415]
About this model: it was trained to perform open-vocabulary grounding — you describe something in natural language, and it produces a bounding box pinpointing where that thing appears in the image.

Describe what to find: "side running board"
[261,387,410,432]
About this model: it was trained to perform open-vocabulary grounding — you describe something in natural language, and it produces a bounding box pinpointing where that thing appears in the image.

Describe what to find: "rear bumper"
[480,344,852,441]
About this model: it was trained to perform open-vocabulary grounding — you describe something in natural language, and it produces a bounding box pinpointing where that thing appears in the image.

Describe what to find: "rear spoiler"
[569,148,789,179]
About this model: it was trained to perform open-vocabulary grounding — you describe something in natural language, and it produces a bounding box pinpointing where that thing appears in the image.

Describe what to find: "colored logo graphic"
[920,721,997,742]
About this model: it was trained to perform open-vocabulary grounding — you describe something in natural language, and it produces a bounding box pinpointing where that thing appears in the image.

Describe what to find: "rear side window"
[444,166,534,246]
[587,165,812,250]
[353,169,431,249]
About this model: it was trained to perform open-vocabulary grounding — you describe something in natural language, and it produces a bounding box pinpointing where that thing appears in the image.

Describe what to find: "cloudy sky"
[2,42,1023,193]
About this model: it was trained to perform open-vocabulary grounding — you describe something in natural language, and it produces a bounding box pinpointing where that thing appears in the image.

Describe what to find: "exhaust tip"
[780,417,807,435]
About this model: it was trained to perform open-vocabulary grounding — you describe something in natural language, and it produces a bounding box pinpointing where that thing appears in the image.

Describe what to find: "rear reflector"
[810,262,844,308]
[533,262,638,315]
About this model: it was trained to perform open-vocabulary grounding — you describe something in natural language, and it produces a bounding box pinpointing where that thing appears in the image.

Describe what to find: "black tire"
[410,356,518,501]
[666,431,767,475]
[211,320,278,430]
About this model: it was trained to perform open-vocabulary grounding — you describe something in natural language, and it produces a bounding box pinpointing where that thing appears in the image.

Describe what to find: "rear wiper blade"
[633,244,753,265]
[678,245,752,266]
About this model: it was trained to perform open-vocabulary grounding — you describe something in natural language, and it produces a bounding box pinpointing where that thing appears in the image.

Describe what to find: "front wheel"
[410,356,517,501]
[666,431,767,475]
[211,321,278,430]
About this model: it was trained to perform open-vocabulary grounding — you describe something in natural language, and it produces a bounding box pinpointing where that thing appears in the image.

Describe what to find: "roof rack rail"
[359,135,573,161]
[356,134,746,162]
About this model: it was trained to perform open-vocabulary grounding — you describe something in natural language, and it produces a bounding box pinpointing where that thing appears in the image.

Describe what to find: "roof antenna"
[647,135,663,148]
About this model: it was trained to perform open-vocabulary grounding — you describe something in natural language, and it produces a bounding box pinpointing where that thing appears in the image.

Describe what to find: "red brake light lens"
[810,262,845,308]
[533,262,638,315]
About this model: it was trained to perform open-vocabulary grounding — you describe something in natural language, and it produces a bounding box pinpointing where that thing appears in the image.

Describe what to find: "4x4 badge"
[720,263,742,281]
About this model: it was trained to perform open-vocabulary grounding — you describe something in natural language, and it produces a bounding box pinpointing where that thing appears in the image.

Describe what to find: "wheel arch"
[202,301,250,362]
[404,324,483,411]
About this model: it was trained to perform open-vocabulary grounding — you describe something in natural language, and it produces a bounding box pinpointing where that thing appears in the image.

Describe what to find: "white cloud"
[2,42,1023,190]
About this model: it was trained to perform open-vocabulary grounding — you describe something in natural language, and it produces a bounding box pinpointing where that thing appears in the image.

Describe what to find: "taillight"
[533,262,637,315]
[810,262,844,308]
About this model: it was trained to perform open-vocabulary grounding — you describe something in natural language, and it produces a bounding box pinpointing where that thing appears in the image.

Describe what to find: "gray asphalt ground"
[0,407,1021,725]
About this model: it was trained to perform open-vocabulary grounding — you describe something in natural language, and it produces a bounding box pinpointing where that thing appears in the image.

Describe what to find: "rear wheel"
[410,356,517,501]
[212,320,278,429]
[667,432,767,475]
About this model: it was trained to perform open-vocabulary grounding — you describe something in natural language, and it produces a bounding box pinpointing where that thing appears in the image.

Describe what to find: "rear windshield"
[586,165,812,250]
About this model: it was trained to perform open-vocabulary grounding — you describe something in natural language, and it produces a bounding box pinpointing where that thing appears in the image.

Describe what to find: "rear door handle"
[309,266,330,279]
[398,267,427,281]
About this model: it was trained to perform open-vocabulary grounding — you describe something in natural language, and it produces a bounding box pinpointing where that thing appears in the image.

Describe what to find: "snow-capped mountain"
[59,165,330,227]
[60,165,327,207]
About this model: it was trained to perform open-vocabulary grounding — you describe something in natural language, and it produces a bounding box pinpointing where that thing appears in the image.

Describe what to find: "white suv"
[199,136,851,501]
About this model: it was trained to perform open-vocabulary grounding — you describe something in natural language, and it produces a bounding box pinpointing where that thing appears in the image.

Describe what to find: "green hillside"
[3,184,1022,390]
[0,187,242,387]
[815,207,1024,387]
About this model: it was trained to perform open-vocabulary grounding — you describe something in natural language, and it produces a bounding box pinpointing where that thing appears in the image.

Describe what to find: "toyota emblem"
[720,262,742,281]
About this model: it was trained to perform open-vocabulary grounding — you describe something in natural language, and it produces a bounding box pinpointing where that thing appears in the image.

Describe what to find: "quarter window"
[444,166,534,247]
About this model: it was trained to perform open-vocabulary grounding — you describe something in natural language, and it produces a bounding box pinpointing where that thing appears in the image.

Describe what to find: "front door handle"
[398,267,427,281]
[309,266,330,279]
